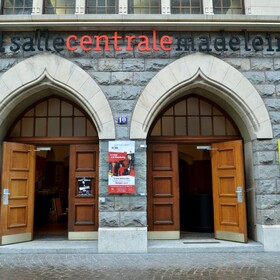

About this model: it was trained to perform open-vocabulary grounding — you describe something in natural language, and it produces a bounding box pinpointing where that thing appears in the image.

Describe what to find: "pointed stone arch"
[0,53,115,140]
[130,53,273,141]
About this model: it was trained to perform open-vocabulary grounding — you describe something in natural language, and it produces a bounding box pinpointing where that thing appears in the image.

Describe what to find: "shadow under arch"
[0,53,115,140]
[130,53,273,142]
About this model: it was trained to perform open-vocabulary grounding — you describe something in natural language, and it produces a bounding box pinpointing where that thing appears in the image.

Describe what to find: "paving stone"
[0,252,280,279]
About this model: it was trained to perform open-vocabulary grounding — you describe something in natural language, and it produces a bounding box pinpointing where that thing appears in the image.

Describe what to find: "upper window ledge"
[0,14,280,32]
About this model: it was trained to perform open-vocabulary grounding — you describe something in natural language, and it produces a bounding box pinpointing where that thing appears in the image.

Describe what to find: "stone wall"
[0,29,280,228]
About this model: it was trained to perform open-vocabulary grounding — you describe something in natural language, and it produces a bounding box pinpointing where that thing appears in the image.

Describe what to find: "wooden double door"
[148,140,248,243]
[0,142,99,245]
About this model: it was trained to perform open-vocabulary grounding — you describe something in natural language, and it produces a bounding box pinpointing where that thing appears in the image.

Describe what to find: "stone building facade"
[0,0,280,253]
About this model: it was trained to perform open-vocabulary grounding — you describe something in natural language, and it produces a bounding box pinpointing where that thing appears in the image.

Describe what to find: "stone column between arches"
[98,139,148,253]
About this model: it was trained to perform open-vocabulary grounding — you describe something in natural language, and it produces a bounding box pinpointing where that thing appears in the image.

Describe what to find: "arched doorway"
[147,94,247,242]
[0,53,116,245]
[1,95,99,244]
[130,53,273,243]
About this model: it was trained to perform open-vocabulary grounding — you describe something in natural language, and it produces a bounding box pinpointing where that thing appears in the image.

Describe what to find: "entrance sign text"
[1,29,280,53]
[66,30,172,52]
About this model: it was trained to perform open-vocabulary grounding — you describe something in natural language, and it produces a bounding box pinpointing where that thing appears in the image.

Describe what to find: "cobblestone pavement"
[0,252,280,280]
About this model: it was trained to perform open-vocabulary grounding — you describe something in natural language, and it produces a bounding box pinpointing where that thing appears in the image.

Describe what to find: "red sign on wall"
[108,185,135,194]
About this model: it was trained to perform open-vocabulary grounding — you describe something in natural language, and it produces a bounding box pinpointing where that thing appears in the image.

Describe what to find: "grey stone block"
[269,111,280,124]
[115,196,130,211]
[257,209,276,225]
[254,151,275,164]
[99,212,120,227]
[266,71,280,84]
[129,196,146,211]
[71,58,97,71]
[272,125,280,138]
[120,211,147,227]
[123,59,145,71]
[255,179,277,194]
[254,165,279,180]
[115,48,135,58]
[102,85,123,99]
[0,59,17,72]
[111,72,134,85]
[276,180,280,194]
[110,100,135,113]
[253,140,277,151]
[243,71,266,84]
[98,58,123,71]
[122,85,143,99]
[133,72,156,86]
[256,85,276,97]
[90,71,111,85]
[99,197,115,211]
[115,125,130,139]
[274,58,280,70]
[223,58,250,70]
[256,194,280,210]
[145,59,173,71]
[251,58,274,70]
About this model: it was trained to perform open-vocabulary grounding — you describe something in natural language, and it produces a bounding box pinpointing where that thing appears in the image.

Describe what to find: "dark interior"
[34,146,69,237]
[179,145,214,233]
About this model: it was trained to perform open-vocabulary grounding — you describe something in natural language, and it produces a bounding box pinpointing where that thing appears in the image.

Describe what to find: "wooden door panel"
[0,142,35,245]
[68,144,98,232]
[211,140,247,243]
[216,147,236,168]
[152,150,173,170]
[153,203,175,225]
[219,176,236,195]
[76,151,96,171]
[220,203,239,226]
[10,150,30,170]
[148,144,179,232]
[74,203,95,225]
[153,177,173,196]
[10,178,29,198]
[8,206,28,228]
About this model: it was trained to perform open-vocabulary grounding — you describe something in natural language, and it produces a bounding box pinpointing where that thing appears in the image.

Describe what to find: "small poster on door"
[108,141,135,194]
[77,177,92,196]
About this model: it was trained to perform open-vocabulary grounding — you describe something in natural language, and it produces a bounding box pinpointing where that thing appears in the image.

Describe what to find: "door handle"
[236,186,243,203]
[2,188,10,205]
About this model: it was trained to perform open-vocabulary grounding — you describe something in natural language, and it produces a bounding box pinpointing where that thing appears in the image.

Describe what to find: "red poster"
[108,141,135,194]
